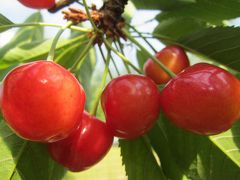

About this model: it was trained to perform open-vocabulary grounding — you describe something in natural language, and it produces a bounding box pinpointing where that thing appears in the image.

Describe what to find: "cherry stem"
[114,40,131,73]
[76,1,92,9]
[69,35,96,72]
[98,45,113,79]
[123,29,176,78]
[69,26,92,33]
[82,0,100,32]
[48,0,75,13]
[47,21,73,61]
[131,18,156,27]
[0,23,92,33]
[103,39,142,74]
[110,53,121,76]
[127,23,157,53]
[90,49,111,116]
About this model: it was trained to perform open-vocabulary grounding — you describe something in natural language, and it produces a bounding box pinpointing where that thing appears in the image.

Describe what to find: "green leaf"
[130,0,194,10]
[55,36,89,68]
[0,120,66,180]
[209,122,240,168]
[197,137,240,180]
[157,0,240,24]
[0,12,44,62]
[87,64,109,120]
[0,65,17,81]
[119,138,166,180]
[16,143,66,180]
[11,171,22,180]
[55,36,97,110]
[77,48,97,110]
[0,35,85,64]
[154,17,207,40]
[178,26,240,71]
[136,49,149,70]
[0,35,88,82]
[8,12,43,43]
[148,119,194,180]
[17,12,44,42]
[148,114,240,180]
[0,14,13,33]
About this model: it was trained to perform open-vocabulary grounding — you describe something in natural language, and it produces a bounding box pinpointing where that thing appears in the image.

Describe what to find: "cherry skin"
[0,83,2,110]
[160,63,240,135]
[18,0,55,9]
[48,111,113,172]
[101,74,161,139]
[1,60,86,142]
[144,45,190,84]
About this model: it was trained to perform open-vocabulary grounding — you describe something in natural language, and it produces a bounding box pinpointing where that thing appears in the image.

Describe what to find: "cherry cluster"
[2,45,240,172]
[1,0,240,173]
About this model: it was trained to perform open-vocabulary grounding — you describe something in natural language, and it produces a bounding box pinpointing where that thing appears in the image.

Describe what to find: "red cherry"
[160,63,240,135]
[144,45,190,84]
[101,74,160,139]
[48,111,113,172]
[18,0,55,9]
[1,60,86,142]
[0,83,3,111]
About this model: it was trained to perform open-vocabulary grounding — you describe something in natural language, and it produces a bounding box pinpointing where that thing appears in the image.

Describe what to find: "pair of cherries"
[145,45,240,135]
[0,61,112,172]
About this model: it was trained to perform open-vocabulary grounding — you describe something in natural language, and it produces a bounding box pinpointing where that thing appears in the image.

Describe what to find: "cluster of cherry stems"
[1,0,240,172]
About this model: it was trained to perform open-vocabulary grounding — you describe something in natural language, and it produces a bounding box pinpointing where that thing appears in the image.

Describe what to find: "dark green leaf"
[198,136,240,180]
[148,114,240,180]
[178,27,240,71]
[148,118,195,180]
[131,0,194,10]
[157,0,240,24]
[119,138,166,180]
[154,17,207,40]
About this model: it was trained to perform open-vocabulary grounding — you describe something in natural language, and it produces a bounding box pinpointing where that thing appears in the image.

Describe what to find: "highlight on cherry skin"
[144,45,190,84]
[48,111,113,172]
[1,60,86,142]
[101,74,161,139]
[18,0,55,9]
[160,63,240,135]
